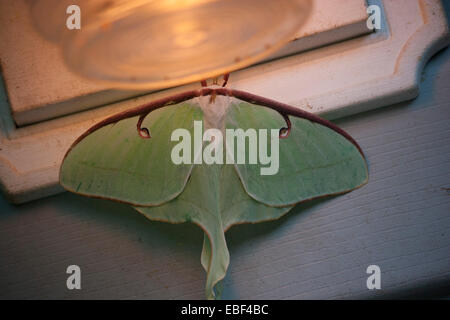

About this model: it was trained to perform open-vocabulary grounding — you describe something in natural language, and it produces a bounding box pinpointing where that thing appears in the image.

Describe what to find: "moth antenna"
[200,74,229,88]
[137,113,151,139]
[279,113,291,139]
[222,73,230,87]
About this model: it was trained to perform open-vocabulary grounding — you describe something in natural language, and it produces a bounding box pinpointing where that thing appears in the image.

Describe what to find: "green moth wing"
[225,100,368,207]
[60,103,202,206]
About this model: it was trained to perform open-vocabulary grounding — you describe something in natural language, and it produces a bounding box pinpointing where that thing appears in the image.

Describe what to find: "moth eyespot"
[138,127,151,139]
[137,113,152,139]
[279,127,290,139]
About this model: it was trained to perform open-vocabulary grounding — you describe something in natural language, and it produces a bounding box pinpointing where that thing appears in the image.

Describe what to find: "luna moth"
[60,77,368,299]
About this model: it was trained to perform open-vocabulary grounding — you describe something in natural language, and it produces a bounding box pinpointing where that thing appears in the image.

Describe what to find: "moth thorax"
[197,93,231,132]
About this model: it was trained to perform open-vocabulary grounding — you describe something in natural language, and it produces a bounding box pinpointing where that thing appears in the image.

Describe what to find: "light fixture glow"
[29,0,313,89]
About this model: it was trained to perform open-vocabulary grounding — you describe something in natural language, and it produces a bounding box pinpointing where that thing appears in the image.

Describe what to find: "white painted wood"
[0,0,449,203]
[272,0,370,60]
[0,0,368,126]
[1,44,449,299]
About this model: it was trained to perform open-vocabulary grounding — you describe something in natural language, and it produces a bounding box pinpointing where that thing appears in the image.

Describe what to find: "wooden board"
[273,0,370,59]
[0,0,369,126]
[0,45,449,299]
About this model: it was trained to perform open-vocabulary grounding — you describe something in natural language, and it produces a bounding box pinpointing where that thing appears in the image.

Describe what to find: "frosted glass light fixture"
[29,0,312,89]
